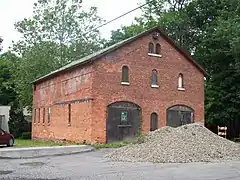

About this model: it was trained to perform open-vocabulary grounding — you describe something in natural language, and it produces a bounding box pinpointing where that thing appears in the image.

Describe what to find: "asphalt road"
[1,148,240,180]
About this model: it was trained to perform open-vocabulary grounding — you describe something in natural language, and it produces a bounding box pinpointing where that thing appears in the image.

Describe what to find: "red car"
[0,128,14,147]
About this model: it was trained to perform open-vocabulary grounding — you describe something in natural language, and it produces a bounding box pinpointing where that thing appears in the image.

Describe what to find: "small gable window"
[121,66,129,85]
[156,43,161,54]
[178,73,185,90]
[151,69,159,88]
[150,113,158,131]
[148,42,154,53]
[148,42,162,58]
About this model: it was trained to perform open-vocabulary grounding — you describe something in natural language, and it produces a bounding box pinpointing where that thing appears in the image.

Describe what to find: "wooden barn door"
[167,105,194,128]
[107,101,141,143]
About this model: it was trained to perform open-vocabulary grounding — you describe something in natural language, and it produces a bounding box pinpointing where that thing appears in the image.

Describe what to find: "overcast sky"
[0,0,144,52]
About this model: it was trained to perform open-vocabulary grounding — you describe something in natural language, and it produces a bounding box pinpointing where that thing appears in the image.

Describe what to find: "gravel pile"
[106,123,240,163]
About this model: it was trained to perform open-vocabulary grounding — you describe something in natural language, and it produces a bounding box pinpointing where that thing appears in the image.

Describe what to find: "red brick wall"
[91,31,205,143]
[32,64,94,143]
[32,30,205,144]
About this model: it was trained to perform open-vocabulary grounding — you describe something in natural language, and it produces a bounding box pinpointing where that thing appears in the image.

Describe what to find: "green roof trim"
[33,26,208,84]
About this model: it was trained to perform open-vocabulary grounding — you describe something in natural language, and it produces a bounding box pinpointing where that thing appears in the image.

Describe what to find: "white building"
[0,106,11,132]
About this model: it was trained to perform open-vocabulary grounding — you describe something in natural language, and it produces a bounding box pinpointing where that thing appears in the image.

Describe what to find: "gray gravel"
[106,123,240,163]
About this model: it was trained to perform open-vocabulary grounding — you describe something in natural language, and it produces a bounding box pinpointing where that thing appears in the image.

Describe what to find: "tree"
[107,0,193,50]
[0,54,15,105]
[11,0,104,108]
[0,52,29,137]
[0,37,3,52]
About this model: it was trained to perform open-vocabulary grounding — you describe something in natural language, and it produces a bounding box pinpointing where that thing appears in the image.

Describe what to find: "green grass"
[14,139,128,149]
[14,139,78,147]
[92,142,127,149]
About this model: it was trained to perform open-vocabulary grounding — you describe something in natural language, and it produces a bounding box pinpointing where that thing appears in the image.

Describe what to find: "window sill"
[177,87,185,91]
[148,53,162,58]
[151,84,159,88]
[121,82,130,86]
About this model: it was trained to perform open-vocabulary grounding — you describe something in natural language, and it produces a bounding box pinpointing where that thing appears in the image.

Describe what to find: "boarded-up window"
[148,42,154,53]
[151,70,158,85]
[150,113,158,131]
[122,66,129,83]
[156,43,161,54]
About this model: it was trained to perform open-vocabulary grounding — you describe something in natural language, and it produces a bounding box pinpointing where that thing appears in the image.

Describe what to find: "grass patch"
[14,139,78,147]
[92,142,127,149]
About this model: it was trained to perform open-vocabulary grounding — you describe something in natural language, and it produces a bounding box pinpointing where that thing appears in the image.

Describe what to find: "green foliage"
[20,132,32,139]
[0,52,31,137]
[133,133,145,144]
[0,53,16,105]
[11,0,104,108]
[0,37,3,52]
[92,142,127,149]
[8,101,31,137]
[14,139,77,147]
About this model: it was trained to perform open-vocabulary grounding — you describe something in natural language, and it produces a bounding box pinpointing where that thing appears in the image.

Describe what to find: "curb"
[0,145,94,159]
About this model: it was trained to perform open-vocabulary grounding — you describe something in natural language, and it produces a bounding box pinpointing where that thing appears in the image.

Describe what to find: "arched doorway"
[166,105,194,127]
[106,101,141,143]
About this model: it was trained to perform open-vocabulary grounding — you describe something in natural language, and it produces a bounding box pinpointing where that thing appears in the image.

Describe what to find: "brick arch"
[167,104,194,112]
[107,101,141,109]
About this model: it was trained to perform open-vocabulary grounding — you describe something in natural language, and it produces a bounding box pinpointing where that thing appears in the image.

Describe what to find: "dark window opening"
[151,70,158,86]
[68,104,71,125]
[156,43,161,54]
[48,107,51,123]
[34,109,36,123]
[43,108,45,123]
[122,66,129,83]
[148,42,154,53]
[150,113,158,131]
[38,108,40,123]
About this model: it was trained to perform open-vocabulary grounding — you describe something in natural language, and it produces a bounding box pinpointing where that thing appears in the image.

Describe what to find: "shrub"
[20,132,31,139]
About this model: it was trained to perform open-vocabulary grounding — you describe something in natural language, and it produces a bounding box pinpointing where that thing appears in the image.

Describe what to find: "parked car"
[0,128,14,147]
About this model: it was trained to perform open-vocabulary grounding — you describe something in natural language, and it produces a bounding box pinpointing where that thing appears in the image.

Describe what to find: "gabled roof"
[33,27,208,84]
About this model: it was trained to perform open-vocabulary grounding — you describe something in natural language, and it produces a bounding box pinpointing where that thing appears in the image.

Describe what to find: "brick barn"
[32,27,207,144]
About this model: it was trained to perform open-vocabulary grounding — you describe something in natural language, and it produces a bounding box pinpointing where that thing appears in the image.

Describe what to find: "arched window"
[122,66,129,83]
[148,42,154,53]
[151,69,158,86]
[156,43,161,54]
[150,113,158,131]
[178,73,184,89]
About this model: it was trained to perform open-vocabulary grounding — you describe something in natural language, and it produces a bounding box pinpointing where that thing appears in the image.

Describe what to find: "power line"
[83,0,154,36]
